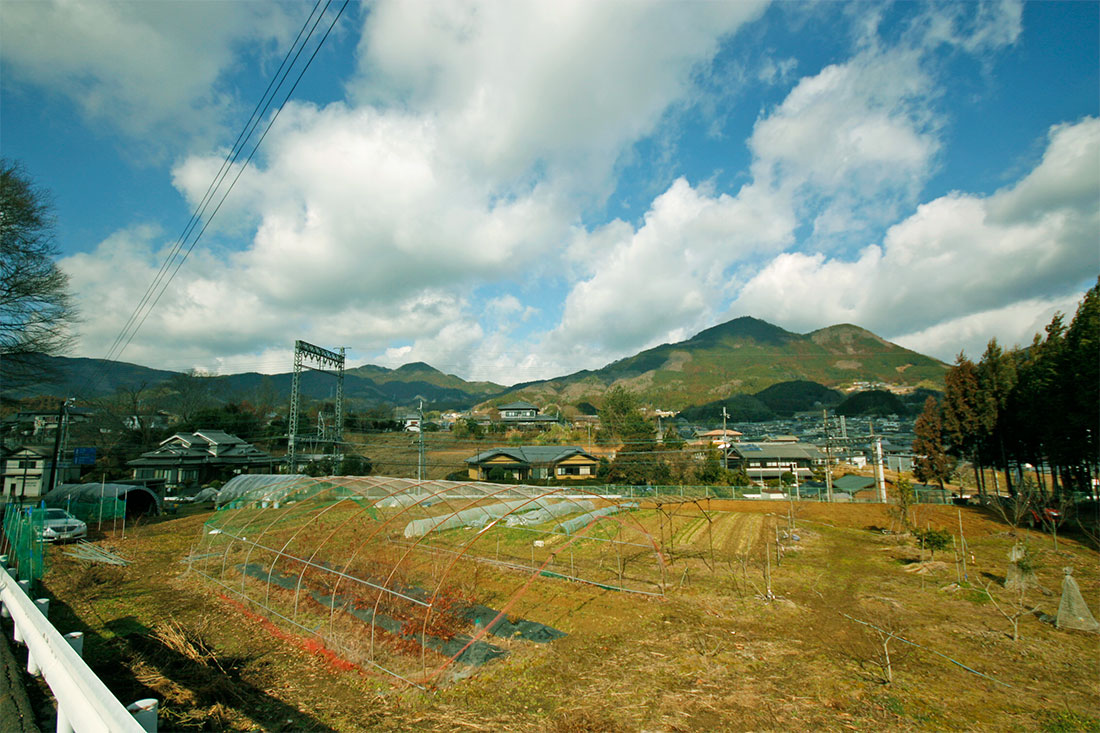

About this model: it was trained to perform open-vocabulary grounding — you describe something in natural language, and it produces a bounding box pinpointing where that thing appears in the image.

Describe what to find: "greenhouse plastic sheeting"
[188,476,667,688]
[404,499,537,538]
[215,474,316,507]
[504,499,592,527]
[45,483,162,522]
[555,503,639,535]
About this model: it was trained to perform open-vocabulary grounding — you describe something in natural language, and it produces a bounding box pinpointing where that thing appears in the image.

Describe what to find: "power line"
[89,0,350,389]
[99,0,330,369]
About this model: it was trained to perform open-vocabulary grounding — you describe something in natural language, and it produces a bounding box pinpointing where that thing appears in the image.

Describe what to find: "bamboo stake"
[957,508,968,581]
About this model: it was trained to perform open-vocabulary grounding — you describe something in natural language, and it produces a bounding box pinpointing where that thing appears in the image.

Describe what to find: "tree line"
[913,279,1098,498]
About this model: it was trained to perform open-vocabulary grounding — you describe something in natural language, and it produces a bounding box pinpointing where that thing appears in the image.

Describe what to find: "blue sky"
[2,0,1097,386]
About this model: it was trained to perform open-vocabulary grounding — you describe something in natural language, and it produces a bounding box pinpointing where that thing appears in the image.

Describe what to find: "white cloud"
[172,102,576,310]
[731,116,1100,353]
[50,1,1087,390]
[535,29,952,367]
[123,2,770,379]
[915,0,1023,54]
[748,46,940,244]
[893,290,1086,361]
[353,0,769,193]
[546,178,794,368]
[0,1,293,147]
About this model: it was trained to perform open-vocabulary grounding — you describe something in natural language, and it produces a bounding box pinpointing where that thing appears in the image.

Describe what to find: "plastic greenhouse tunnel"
[189,476,666,687]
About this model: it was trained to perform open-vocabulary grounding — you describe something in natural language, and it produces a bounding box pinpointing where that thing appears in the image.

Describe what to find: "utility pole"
[874,436,887,503]
[722,406,729,471]
[46,400,65,496]
[417,399,425,482]
[823,409,834,503]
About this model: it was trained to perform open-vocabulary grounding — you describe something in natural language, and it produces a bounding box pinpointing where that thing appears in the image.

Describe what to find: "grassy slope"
[35,500,1100,732]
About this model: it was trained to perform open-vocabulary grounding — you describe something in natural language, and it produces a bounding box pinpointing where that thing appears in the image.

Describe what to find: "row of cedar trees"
[912,278,1098,497]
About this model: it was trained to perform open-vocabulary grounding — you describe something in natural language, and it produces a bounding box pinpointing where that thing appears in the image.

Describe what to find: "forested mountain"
[5,316,946,415]
[494,317,945,411]
[3,355,507,411]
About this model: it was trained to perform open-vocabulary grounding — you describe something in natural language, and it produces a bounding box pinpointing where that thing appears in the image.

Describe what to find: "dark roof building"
[465,445,598,481]
[129,430,274,489]
[496,401,559,429]
[726,441,826,482]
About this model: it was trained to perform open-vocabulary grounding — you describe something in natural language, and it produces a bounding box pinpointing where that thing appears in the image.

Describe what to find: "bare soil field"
[26,498,1100,731]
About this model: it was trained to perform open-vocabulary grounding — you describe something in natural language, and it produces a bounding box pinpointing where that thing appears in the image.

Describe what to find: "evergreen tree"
[599,385,640,438]
[912,396,954,489]
[942,355,985,493]
[1059,280,1099,493]
[977,339,1018,494]
[662,425,685,450]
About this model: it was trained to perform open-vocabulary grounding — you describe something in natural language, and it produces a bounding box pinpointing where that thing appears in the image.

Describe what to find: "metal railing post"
[0,565,147,732]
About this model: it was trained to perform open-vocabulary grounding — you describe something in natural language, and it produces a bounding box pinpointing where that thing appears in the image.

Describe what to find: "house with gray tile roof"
[129,430,274,489]
[465,445,598,481]
[496,401,561,430]
[726,441,826,483]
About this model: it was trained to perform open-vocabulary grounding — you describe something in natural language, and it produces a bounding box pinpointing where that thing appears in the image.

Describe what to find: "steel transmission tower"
[287,340,345,472]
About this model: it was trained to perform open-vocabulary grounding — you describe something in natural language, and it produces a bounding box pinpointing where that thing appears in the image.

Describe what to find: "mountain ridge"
[3,317,946,412]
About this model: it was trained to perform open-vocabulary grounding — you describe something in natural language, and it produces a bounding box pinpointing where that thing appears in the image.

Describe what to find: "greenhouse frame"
[190,475,667,687]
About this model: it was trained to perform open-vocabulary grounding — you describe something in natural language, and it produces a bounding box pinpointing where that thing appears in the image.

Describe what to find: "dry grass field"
[29,496,1100,732]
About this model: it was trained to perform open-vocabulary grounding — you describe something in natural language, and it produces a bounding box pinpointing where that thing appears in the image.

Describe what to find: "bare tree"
[0,160,78,390]
[165,369,214,425]
[984,581,1039,642]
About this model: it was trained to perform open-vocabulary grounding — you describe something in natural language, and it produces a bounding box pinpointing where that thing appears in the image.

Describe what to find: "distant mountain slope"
[346,362,505,396]
[6,317,944,415]
[6,356,506,410]
[0,355,181,400]
[493,317,945,411]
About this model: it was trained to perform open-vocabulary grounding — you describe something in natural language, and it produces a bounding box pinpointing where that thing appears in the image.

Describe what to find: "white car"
[37,509,88,543]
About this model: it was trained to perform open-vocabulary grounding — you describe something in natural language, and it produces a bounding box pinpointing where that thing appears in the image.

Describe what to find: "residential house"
[123,412,176,432]
[1,446,80,502]
[689,428,743,460]
[128,430,274,489]
[465,446,599,482]
[496,401,560,430]
[726,441,827,484]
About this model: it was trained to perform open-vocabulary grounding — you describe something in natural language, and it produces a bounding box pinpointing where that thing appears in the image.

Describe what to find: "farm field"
[21,495,1100,732]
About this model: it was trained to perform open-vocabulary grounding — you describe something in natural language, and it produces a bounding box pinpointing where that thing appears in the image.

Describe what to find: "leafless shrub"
[843,613,914,685]
[983,582,1039,642]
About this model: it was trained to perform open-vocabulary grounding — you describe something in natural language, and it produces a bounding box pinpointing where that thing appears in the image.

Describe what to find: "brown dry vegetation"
[35,499,1100,732]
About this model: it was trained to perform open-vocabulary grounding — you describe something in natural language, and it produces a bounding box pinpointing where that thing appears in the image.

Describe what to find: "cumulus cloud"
[50,1,1088,387]
[748,46,940,245]
[893,290,1087,362]
[131,2,768,380]
[538,27,952,368]
[545,178,794,367]
[353,0,768,193]
[0,1,294,148]
[731,116,1100,353]
[537,4,1063,374]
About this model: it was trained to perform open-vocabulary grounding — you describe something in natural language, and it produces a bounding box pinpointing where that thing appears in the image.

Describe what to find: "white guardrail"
[0,559,156,733]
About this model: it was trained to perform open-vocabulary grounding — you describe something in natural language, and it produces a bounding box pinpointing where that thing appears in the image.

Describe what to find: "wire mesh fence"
[1,504,47,583]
